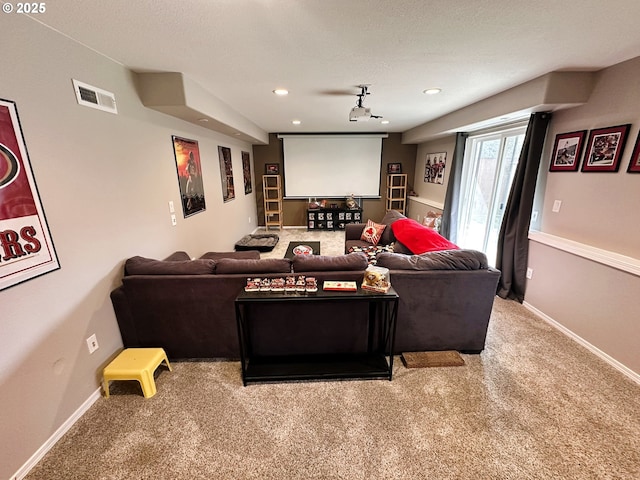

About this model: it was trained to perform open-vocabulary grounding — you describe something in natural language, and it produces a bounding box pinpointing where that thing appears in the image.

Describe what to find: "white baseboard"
[13,388,102,480]
[523,302,640,386]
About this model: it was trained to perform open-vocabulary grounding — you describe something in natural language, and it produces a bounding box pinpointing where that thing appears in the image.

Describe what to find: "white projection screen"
[278,134,386,198]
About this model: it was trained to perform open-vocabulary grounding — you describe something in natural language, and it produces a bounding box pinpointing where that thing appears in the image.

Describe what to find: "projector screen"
[279,134,386,198]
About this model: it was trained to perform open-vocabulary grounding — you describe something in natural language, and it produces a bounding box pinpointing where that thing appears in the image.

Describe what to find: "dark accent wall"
[252,133,417,226]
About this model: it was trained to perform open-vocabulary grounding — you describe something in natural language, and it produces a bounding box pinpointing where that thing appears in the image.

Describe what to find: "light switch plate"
[168,201,175,213]
[552,200,562,213]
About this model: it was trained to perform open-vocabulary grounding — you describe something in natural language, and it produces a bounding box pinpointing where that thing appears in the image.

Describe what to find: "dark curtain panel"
[496,112,551,302]
[440,132,468,241]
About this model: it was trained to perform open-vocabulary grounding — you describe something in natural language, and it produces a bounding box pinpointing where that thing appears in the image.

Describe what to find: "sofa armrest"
[110,286,140,347]
[345,223,365,241]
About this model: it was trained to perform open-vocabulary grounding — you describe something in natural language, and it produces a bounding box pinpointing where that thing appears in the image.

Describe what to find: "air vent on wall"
[72,79,117,114]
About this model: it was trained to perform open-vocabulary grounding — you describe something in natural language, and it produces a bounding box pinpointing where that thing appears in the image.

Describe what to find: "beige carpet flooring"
[25,229,640,479]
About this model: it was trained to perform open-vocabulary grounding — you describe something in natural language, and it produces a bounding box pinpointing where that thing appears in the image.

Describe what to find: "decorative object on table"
[387,162,402,174]
[284,241,320,259]
[424,152,447,184]
[422,211,442,232]
[172,135,206,217]
[626,131,640,173]
[361,265,390,293]
[319,199,327,208]
[0,99,60,291]
[265,163,279,174]
[549,130,587,172]
[241,151,252,194]
[323,281,357,292]
[581,124,631,172]
[308,198,320,209]
[217,145,235,202]
[401,350,465,368]
[346,194,358,209]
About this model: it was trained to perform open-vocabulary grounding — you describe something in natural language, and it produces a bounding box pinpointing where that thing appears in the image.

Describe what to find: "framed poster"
[0,98,60,291]
[424,152,446,184]
[549,130,586,172]
[581,124,630,172]
[626,132,640,173]
[218,146,235,202]
[241,151,252,194]
[172,136,206,217]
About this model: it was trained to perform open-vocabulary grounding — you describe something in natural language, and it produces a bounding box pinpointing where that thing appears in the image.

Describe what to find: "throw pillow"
[360,219,386,246]
[390,218,459,254]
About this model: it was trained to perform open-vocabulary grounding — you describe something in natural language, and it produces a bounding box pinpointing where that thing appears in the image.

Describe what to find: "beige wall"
[525,57,640,375]
[0,16,258,478]
[253,133,417,225]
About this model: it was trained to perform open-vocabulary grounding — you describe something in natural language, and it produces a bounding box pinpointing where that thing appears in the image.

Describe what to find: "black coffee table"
[284,241,321,259]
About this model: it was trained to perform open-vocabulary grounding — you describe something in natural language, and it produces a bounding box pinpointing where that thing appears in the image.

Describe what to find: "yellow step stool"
[103,348,172,398]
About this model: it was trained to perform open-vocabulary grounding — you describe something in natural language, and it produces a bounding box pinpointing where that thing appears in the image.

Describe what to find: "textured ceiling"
[25,0,640,134]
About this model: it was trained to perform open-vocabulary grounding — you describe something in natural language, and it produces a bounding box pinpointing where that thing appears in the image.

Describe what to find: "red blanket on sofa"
[391,218,459,254]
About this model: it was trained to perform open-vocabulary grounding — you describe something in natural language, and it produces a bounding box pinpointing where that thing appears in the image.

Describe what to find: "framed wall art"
[387,162,402,174]
[241,151,252,194]
[172,136,206,217]
[424,152,446,184]
[626,132,640,173]
[218,146,235,202]
[265,163,279,175]
[0,98,60,291]
[581,124,631,172]
[549,130,586,172]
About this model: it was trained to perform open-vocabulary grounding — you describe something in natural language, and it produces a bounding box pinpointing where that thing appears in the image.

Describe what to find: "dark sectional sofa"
[110,243,501,360]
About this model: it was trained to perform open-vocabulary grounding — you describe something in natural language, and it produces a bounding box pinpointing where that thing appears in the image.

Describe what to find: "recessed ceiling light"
[381,120,390,124]
[273,89,289,96]
[291,120,301,125]
[423,88,442,95]
[198,117,209,122]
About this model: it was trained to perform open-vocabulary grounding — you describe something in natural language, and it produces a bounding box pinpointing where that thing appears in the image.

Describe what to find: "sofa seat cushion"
[376,250,488,271]
[391,218,459,254]
[200,251,261,261]
[125,256,215,275]
[215,257,292,274]
[347,244,395,265]
[293,252,368,272]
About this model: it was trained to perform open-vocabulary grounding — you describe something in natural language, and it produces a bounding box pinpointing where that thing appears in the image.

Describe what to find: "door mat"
[401,350,465,368]
[284,241,321,259]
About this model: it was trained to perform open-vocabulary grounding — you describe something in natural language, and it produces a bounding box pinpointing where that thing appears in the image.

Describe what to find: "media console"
[307,207,362,231]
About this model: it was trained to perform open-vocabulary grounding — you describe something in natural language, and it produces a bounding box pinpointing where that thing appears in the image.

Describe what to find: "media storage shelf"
[307,207,362,231]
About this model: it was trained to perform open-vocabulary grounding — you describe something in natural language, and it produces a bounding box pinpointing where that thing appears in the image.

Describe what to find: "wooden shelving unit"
[386,174,407,214]
[262,175,283,230]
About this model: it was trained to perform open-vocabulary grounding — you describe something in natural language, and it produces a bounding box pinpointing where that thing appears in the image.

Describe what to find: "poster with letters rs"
[0,98,60,291]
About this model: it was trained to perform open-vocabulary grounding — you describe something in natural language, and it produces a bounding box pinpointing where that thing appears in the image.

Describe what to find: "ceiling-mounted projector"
[349,106,372,122]
[348,85,382,122]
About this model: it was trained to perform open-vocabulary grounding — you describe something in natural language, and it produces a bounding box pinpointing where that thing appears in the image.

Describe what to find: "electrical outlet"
[526,267,533,279]
[248,216,251,224]
[86,334,99,354]
[171,214,177,226]
[531,210,538,222]
[552,200,562,213]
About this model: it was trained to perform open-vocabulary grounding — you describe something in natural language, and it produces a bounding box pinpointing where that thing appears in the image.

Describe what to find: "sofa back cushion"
[200,251,261,261]
[376,250,488,271]
[215,257,292,274]
[125,256,215,275]
[379,210,406,245]
[292,252,368,272]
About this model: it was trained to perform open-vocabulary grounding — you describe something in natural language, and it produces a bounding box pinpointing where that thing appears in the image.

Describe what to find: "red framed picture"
[549,130,586,172]
[581,124,631,172]
[626,132,640,173]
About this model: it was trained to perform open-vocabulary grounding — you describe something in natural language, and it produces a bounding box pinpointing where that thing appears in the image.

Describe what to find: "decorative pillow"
[200,251,261,261]
[348,245,394,265]
[215,258,292,274]
[379,210,406,245]
[292,252,368,272]
[360,219,386,246]
[125,256,215,275]
[391,218,459,254]
[376,250,488,271]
